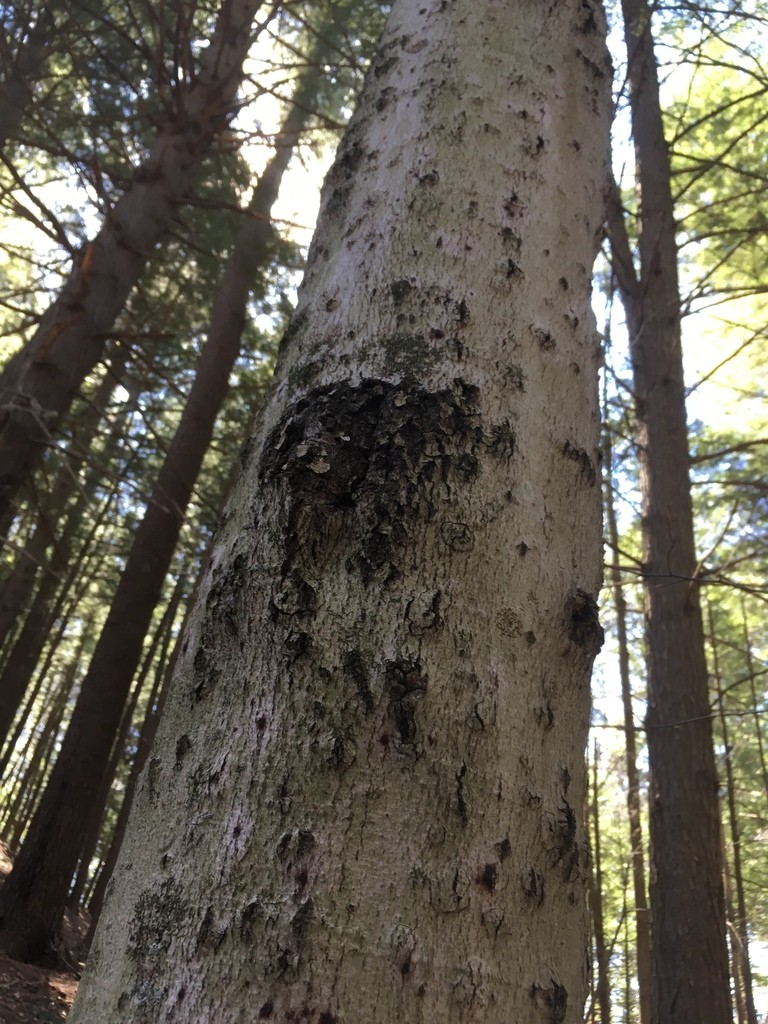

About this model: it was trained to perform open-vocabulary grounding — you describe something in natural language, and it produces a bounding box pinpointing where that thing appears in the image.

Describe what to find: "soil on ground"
[0,842,84,1023]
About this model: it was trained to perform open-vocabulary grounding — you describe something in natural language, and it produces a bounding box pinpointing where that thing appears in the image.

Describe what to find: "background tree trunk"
[611,1,732,1020]
[603,408,651,1024]
[71,1,611,1020]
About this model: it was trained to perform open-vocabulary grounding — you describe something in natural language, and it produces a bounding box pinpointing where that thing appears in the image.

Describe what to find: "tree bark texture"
[613,2,731,1021]
[0,0,270,535]
[72,3,611,1021]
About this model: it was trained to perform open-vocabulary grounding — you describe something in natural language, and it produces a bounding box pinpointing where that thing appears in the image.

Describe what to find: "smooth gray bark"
[72,3,611,1021]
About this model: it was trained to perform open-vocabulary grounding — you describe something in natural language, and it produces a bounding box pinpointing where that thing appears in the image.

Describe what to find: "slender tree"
[603,377,651,1024]
[70,1,611,1020]
[608,1,731,1020]
[589,743,612,1024]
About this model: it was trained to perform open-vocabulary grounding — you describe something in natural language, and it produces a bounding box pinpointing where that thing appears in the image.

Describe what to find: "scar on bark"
[530,980,568,1023]
[562,439,596,484]
[567,589,604,655]
[343,648,374,712]
[385,658,427,744]
[477,862,497,892]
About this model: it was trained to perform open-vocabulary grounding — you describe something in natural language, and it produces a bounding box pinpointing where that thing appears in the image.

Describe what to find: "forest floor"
[0,843,82,1023]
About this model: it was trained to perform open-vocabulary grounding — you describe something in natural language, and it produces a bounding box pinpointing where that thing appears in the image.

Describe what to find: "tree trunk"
[609,2,731,1021]
[71,2,611,1020]
[0,452,127,751]
[709,604,758,1024]
[0,350,127,652]
[0,0,270,535]
[67,571,187,910]
[603,402,651,1024]
[589,743,611,1024]
[0,70,315,962]
[0,3,57,149]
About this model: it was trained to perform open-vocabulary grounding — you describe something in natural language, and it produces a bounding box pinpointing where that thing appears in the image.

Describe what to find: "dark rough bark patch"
[196,906,213,948]
[129,878,189,961]
[285,630,313,662]
[578,0,598,33]
[535,701,554,730]
[441,520,474,551]
[530,980,568,1023]
[261,377,480,499]
[174,734,192,768]
[261,377,483,579]
[566,589,604,656]
[494,836,512,861]
[503,191,524,218]
[522,867,546,906]
[506,258,524,279]
[547,800,582,883]
[192,642,220,702]
[477,863,497,892]
[390,278,414,305]
[343,648,374,712]
[505,364,526,391]
[562,439,596,484]
[270,572,317,617]
[455,762,469,824]
[323,138,367,214]
[375,85,395,111]
[239,901,261,943]
[576,46,607,79]
[290,897,314,940]
[489,419,516,458]
[453,297,470,324]
[277,828,316,863]
[406,589,442,636]
[145,756,161,802]
[385,658,427,745]
[532,326,556,351]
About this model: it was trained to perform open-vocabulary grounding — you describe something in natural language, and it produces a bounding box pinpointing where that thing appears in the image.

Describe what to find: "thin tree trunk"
[0,3,57,149]
[0,351,128,650]
[0,0,272,534]
[603,399,651,1024]
[72,3,612,1019]
[709,604,758,1024]
[86,608,182,939]
[0,671,58,833]
[87,492,225,937]
[741,598,768,802]
[4,649,79,850]
[608,2,731,1019]
[0,66,321,961]
[0,458,126,749]
[68,571,187,908]
[589,743,612,1024]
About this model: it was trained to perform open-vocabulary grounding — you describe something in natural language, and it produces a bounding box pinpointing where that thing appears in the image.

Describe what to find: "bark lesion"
[260,378,486,586]
[384,658,427,747]
[565,589,603,656]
